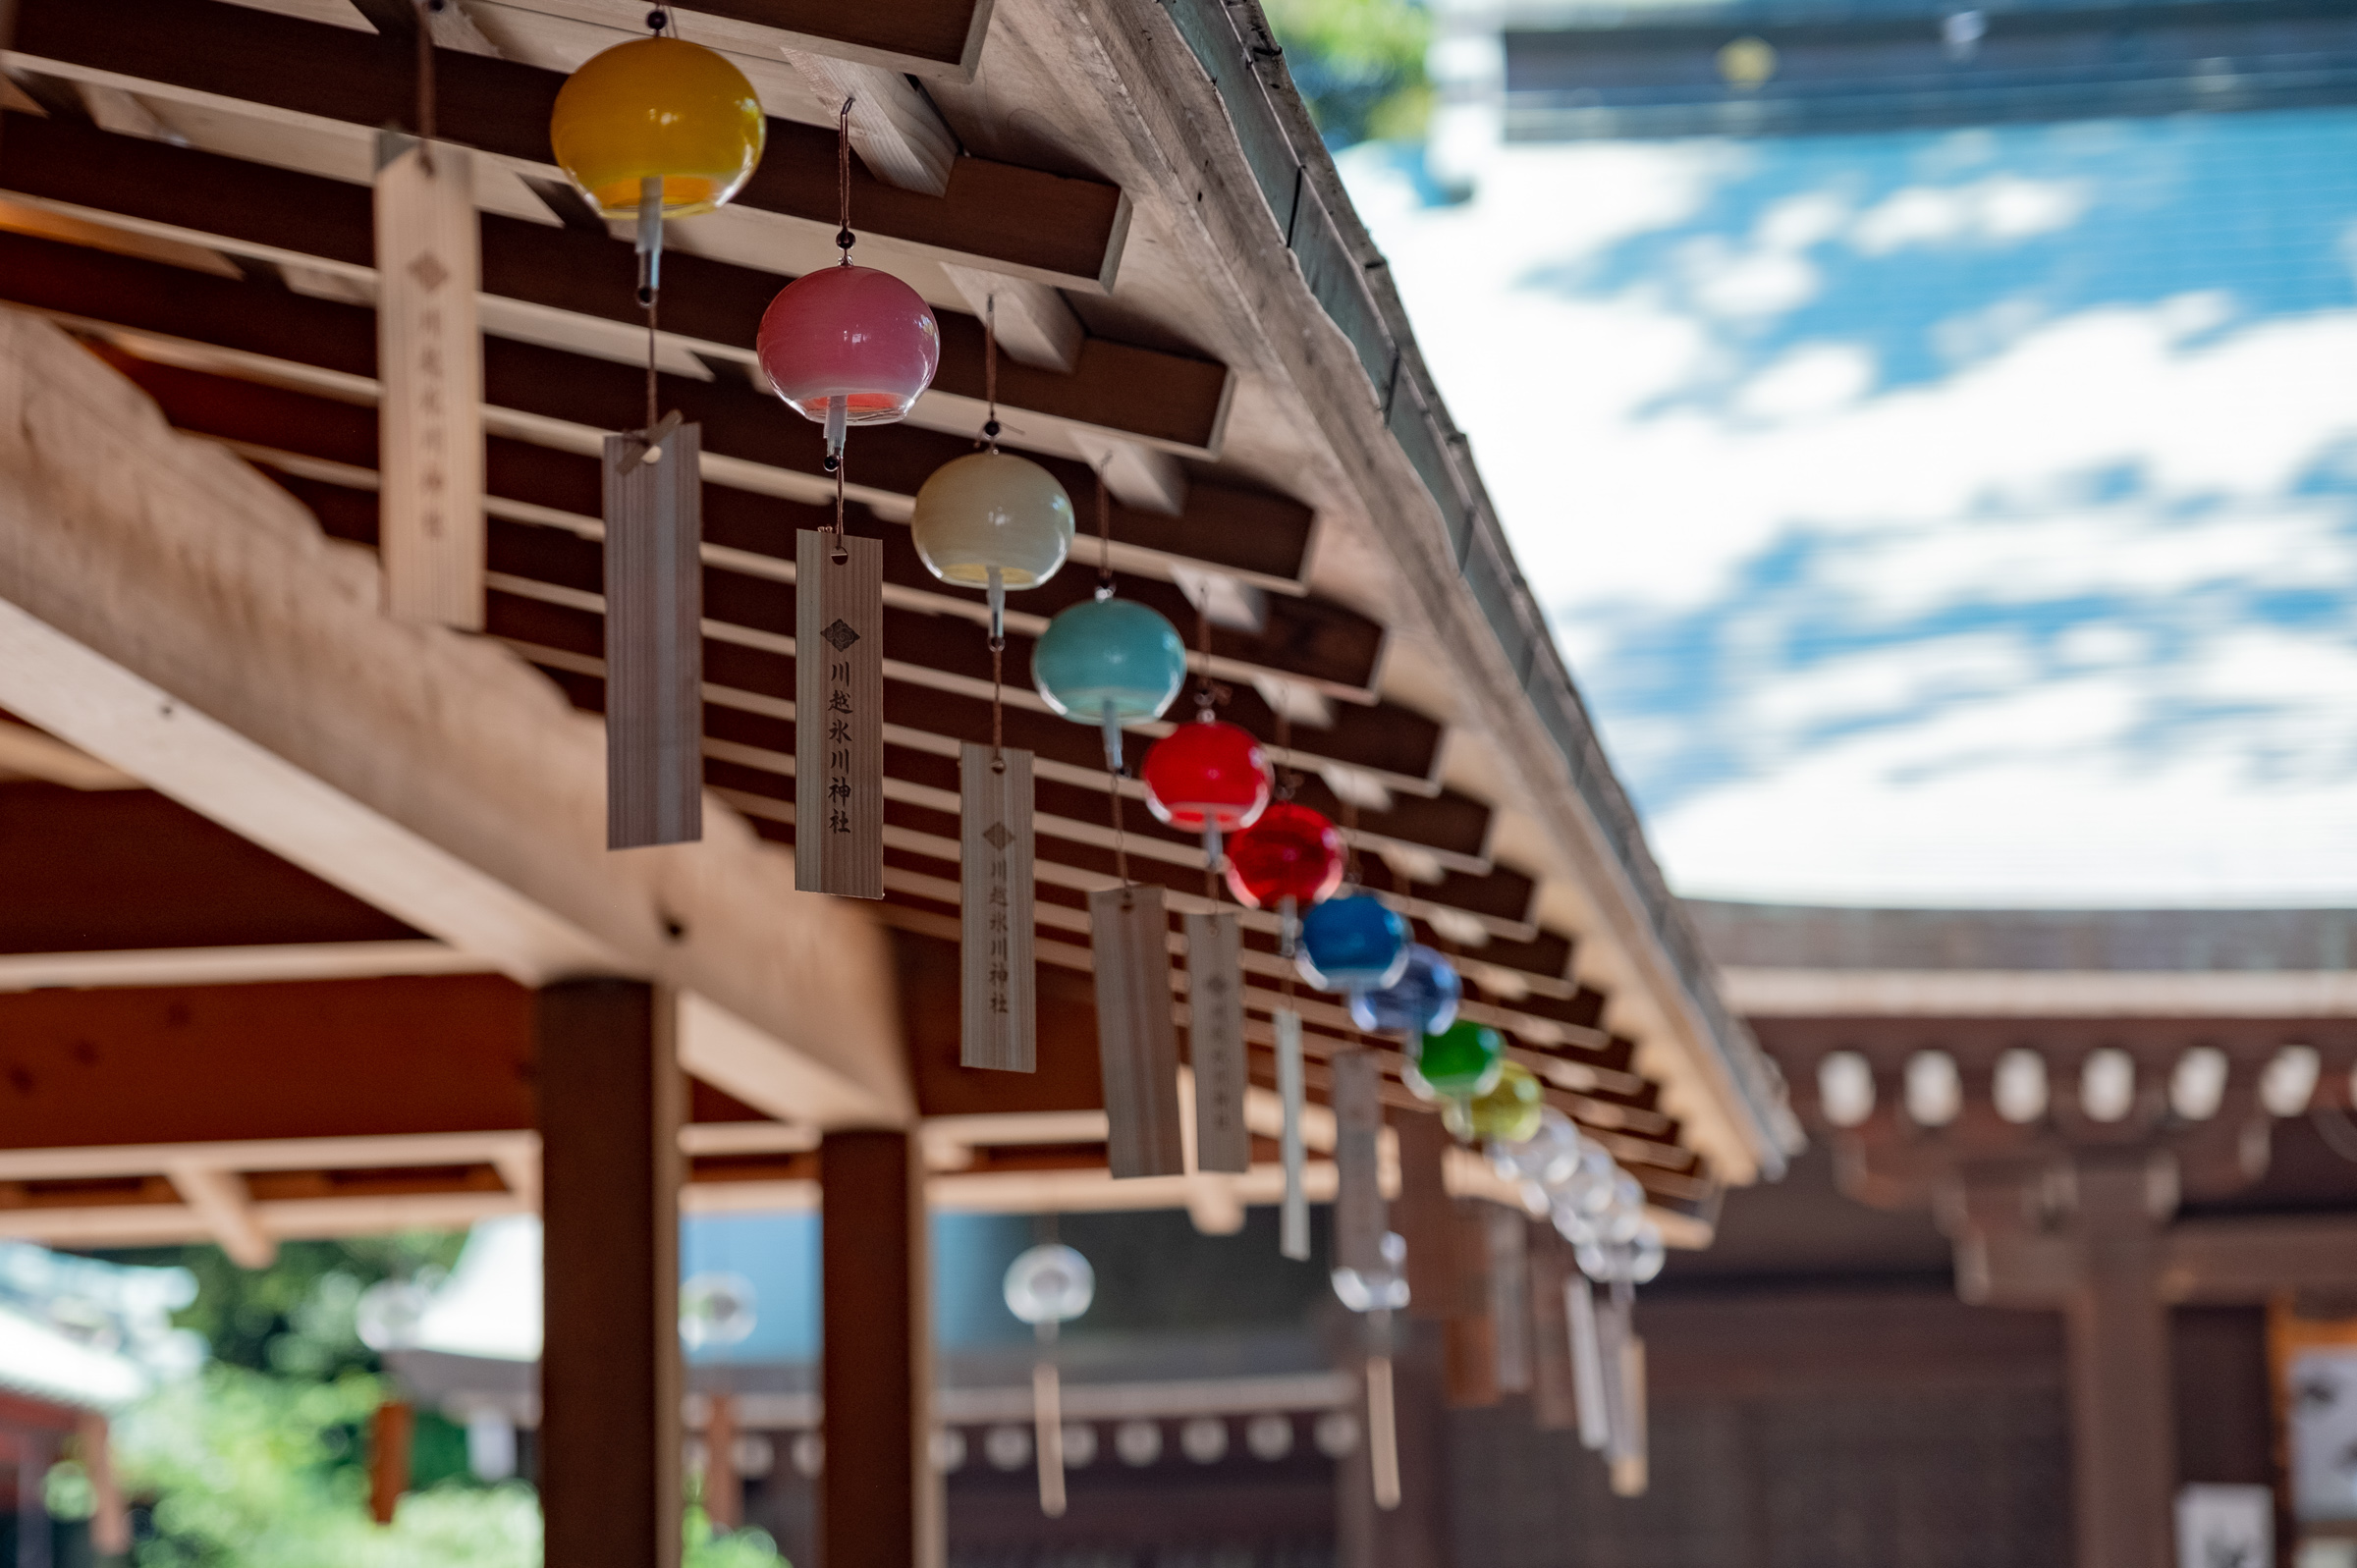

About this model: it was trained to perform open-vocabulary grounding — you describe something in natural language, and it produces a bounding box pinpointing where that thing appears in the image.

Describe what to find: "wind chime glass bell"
[549,36,766,217]
[1408,1018,1506,1102]
[1443,1057,1543,1143]
[1296,892,1409,994]
[909,451,1074,639]
[1032,598,1188,771]
[1350,944,1461,1036]
[1140,718,1272,866]
[1225,802,1345,909]
[758,267,941,465]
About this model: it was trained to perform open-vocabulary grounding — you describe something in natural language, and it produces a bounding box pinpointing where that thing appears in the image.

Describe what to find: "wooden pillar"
[705,1393,743,1532]
[2066,1155,2176,1568]
[1338,1325,1451,1568]
[821,1130,940,1568]
[539,979,682,1568]
[368,1401,413,1525]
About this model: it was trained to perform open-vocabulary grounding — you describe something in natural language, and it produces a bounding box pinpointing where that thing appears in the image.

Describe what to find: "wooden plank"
[1331,1048,1384,1276]
[960,741,1036,1071]
[1184,910,1251,1174]
[939,265,1084,374]
[0,112,1226,457]
[696,0,994,81]
[0,229,1294,589]
[1394,1113,1453,1320]
[538,978,682,1568]
[373,136,484,629]
[795,530,884,898]
[1088,884,1183,1179]
[603,421,704,848]
[820,1130,941,1568]
[8,0,1127,290]
[0,311,911,1126]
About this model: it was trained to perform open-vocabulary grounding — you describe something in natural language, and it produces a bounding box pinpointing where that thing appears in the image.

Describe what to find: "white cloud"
[1850,176,2093,255]
[1340,134,2357,905]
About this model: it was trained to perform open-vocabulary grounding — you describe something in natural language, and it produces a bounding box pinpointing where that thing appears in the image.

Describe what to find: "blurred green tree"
[1263,0,1432,144]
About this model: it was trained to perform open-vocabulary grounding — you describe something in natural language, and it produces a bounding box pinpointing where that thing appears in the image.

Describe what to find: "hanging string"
[412,0,437,173]
[981,297,1002,450]
[1094,465,1114,597]
[644,292,659,433]
[1342,794,1363,887]
[990,639,1005,764]
[1273,707,1295,801]
[1107,773,1130,887]
[835,97,857,262]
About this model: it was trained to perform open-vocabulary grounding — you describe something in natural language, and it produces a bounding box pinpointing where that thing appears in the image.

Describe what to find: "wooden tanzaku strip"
[7,0,1128,289]
[373,134,483,629]
[959,741,1035,1071]
[1330,1048,1385,1278]
[1183,911,1250,1174]
[795,532,883,898]
[0,112,1228,459]
[1088,884,1183,1179]
[603,420,703,849]
[1276,1009,1310,1260]
[1565,1271,1610,1450]
[1485,1202,1533,1395]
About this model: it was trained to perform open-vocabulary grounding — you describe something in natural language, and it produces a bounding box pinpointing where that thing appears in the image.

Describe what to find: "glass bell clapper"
[1349,944,1461,1037]
[1296,892,1410,995]
[910,450,1074,643]
[1031,594,1188,773]
[1331,1229,1408,1512]
[1005,1244,1094,1519]
[1140,717,1272,872]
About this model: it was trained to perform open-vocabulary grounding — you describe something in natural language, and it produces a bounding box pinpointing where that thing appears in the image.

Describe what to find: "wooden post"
[368,1401,413,1525]
[1394,1114,1453,1321]
[539,979,682,1568]
[821,1130,942,1568]
[75,1413,128,1559]
[2066,1155,2176,1568]
[704,1393,742,1533]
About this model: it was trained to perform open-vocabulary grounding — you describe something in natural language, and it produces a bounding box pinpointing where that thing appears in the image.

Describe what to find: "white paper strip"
[1332,1049,1385,1278]
[1183,911,1249,1174]
[960,742,1035,1071]
[1565,1273,1609,1451]
[1366,1353,1401,1512]
[1089,884,1183,1178]
[1276,1008,1309,1261]
[374,135,484,629]
[1486,1203,1532,1395]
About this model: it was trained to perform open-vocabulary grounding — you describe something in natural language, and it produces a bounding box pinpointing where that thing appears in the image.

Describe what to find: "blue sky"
[1342,108,2357,906]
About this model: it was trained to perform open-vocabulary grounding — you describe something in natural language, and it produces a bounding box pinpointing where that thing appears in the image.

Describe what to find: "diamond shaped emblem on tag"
[821,619,860,652]
[983,822,1014,851]
[408,252,449,293]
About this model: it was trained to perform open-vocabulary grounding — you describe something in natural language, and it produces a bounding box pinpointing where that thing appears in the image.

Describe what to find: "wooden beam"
[820,1129,942,1568]
[0,112,1226,458]
[162,1161,277,1267]
[636,0,993,82]
[0,311,911,1126]
[778,53,958,196]
[6,0,1126,289]
[538,978,683,1568]
[0,227,1293,585]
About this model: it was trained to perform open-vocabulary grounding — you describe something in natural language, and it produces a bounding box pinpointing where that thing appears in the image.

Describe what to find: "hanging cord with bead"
[835,97,857,262]
[1107,769,1130,887]
[980,297,1002,450]
[1094,463,1115,597]
[1342,794,1363,886]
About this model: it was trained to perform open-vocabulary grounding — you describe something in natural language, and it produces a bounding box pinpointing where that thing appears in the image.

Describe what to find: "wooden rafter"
[0,229,1312,585]
[0,111,1230,457]
[5,0,1130,289]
